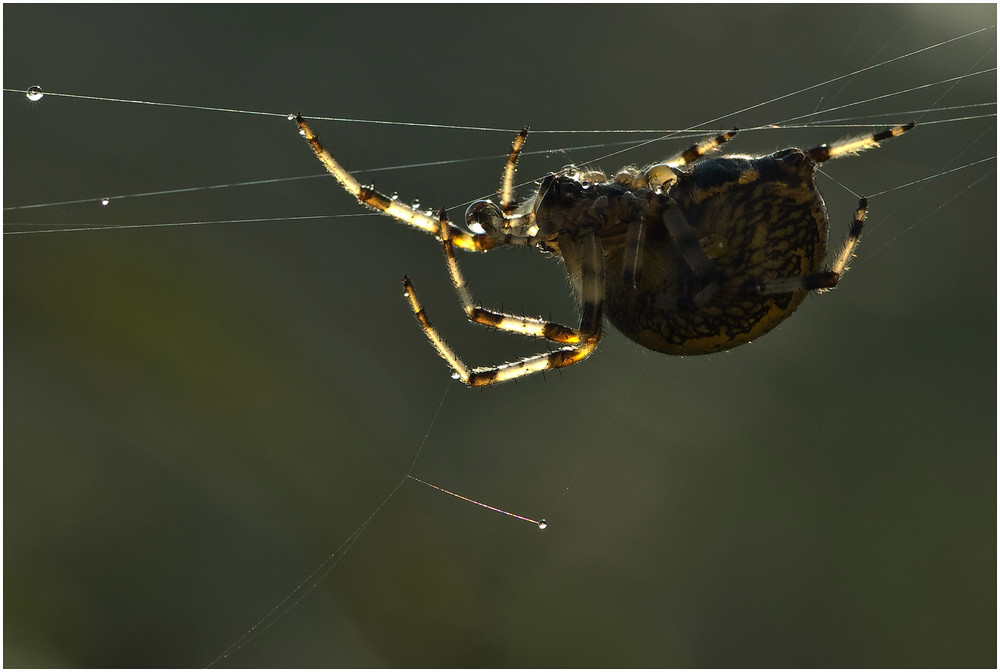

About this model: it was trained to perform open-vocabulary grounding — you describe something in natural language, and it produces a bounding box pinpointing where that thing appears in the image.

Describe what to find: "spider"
[294,115,913,386]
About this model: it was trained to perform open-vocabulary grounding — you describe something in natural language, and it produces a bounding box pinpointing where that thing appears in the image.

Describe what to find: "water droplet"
[450,371,461,380]
[403,290,410,298]
[537,519,548,530]
[26,86,44,102]
[391,191,399,201]
[298,129,306,136]
[287,113,296,121]
[100,197,110,206]
[411,199,421,209]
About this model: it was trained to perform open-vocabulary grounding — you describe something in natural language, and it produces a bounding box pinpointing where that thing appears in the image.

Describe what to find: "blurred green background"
[4,4,995,668]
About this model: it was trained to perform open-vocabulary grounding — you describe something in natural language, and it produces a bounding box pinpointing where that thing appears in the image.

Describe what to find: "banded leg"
[294,114,498,253]
[662,127,740,167]
[824,195,869,289]
[404,228,605,386]
[806,122,915,163]
[439,211,588,344]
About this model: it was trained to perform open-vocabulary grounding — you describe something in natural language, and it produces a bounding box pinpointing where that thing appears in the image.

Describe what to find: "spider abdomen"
[601,151,831,355]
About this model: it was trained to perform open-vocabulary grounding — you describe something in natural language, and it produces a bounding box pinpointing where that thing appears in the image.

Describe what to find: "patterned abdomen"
[605,151,830,354]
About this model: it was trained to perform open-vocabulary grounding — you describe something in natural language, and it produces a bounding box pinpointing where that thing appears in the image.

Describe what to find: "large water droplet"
[26,86,44,102]
[100,197,110,206]
[537,519,548,530]
[450,371,462,380]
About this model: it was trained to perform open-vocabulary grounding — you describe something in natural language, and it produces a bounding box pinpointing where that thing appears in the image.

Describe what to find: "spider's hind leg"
[721,197,870,298]
[827,196,869,282]
[806,122,914,163]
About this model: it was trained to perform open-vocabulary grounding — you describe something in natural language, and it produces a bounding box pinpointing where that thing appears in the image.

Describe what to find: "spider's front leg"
[293,114,496,252]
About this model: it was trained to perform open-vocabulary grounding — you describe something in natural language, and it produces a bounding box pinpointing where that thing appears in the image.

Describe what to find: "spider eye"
[465,200,504,235]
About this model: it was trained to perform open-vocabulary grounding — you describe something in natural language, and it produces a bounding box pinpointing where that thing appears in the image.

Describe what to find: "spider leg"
[829,197,868,277]
[403,226,605,386]
[294,115,497,252]
[438,211,588,343]
[499,128,529,217]
[660,202,725,291]
[662,127,740,167]
[806,122,915,163]
[622,197,724,302]
[622,204,645,290]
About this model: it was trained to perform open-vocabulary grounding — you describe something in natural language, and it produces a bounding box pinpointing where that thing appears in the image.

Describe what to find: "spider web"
[3,5,996,668]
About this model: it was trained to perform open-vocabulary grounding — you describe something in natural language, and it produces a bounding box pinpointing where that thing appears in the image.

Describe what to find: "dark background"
[4,4,996,668]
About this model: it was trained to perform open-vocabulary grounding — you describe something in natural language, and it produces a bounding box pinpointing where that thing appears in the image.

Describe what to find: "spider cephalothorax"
[295,115,912,386]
